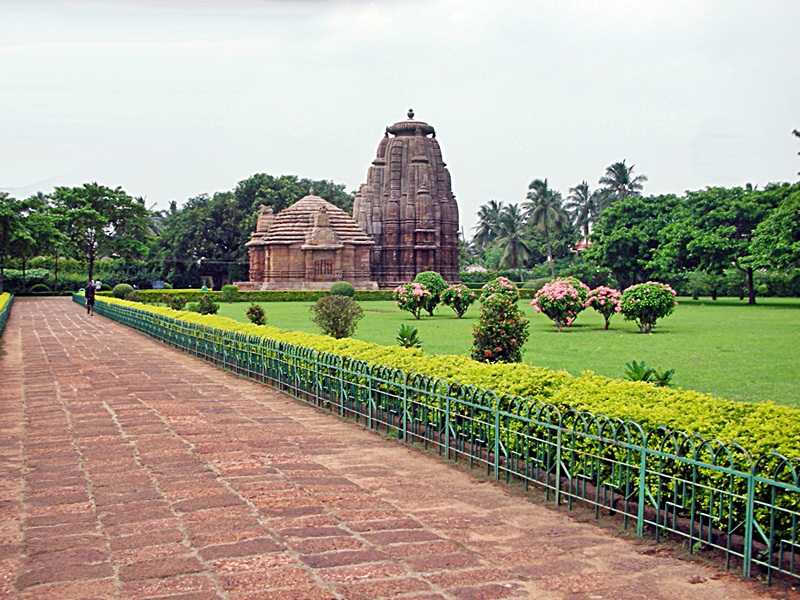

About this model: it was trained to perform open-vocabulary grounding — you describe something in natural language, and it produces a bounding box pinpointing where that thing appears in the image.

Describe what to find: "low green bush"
[330,282,355,297]
[112,283,134,299]
[197,294,219,315]
[166,295,188,311]
[221,284,239,302]
[311,296,364,339]
[128,289,395,304]
[246,303,266,325]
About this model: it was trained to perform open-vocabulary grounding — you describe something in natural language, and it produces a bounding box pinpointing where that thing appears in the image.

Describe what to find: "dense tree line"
[0,174,353,292]
[471,158,800,304]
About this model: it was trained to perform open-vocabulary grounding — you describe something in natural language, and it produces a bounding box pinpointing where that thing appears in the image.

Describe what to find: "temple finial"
[407,108,414,119]
[309,185,315,196]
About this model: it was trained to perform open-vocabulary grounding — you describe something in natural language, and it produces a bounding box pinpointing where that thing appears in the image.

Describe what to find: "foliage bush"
[221,284,239,302]
[246,303,266,325]
[166,295,188,311]
[80,295,800,460]
[393,282,430,320]
[128,289,396,304]
[440,284,477,318]
[585,286,622,329]
[620,282,677,333]
[185,302,200,313]
[330,281,355,297]
[397,324,422,348]
[413,271,448,316]
[310,295,364,339]
[196,294,219,315]
[625,360,675,387]
[480,276,519,302]
[472,292,530,363]
[112,283,134,299]
[530,278,590,331]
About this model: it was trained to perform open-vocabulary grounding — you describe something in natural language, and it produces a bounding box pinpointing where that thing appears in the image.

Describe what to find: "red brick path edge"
[0,298,791,600]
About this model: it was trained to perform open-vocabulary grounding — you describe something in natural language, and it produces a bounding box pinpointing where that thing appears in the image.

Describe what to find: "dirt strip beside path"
[0,298,793,600]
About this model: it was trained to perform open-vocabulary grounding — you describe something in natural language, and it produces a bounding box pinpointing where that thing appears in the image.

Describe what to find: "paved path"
[0,298,792,600]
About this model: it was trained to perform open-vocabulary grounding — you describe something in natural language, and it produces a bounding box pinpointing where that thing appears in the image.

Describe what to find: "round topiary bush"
[112,283,134,299]
[620,281,677,333]
[585,286,622,330]
[441,284,477,318]
[394,282,430,320]
[480,276,519,302]
[196,294,219,315]
[330,281,355,297]
[530,277,590,331]
[472,292,529,363]
[310,295,364,339]
[221,284,239,302]
[246,303,266,325]
[29,283,51,294]
[413,271,448,316]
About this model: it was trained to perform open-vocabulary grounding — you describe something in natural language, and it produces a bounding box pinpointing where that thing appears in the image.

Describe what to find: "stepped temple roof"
[261,193,373,245]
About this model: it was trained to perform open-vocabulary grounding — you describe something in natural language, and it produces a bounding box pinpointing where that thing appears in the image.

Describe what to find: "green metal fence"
[73,294,800,584]
[0,294,13,336]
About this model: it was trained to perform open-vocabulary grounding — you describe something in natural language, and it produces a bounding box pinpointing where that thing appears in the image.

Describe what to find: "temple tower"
[353,110,460,287]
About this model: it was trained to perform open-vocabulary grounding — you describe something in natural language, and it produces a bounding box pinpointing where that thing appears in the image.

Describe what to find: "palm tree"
[472,199,504,248]
[564,181,603,240]
[599,160,647,201]
[496,204,532,279]
[523,178,567,277]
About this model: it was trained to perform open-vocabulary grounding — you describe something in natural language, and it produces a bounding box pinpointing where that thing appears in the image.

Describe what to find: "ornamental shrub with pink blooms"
[530,277,590,331]
[620,281,678,333]
[585,286,622,330]
[480,276,519,302]
[441,284,477,318]
[472,293,529,363]
[394,282,431,320]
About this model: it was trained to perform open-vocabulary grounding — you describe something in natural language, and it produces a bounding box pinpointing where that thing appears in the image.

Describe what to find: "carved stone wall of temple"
[353,110,460,287]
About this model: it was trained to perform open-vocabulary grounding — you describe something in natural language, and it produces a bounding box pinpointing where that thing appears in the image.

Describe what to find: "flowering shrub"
[620,281,678,333]
[413,271,448,316]
[472,293,530,363]
[441,284,477,318]
[480,276,519,302]
[530,278,590,331]
[585,286,622,330]
[394,282,431,320]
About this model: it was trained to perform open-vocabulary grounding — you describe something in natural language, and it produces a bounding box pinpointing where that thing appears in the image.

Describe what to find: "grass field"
[217,297,800,406]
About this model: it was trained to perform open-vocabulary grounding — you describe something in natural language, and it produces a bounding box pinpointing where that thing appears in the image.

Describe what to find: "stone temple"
[242,110,460,289]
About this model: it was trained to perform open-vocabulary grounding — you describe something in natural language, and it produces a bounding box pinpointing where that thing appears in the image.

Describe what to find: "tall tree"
[523,178,566,276]
[599,160,648,202]
[496,204,533,278]
[586,194,680,289]
[52,183,151,281]
[11,196,60,277]
[472,199,505,248]
[794,129,799,176]
[564,181,603,239]
[750,186,800,270]
[0,193,22,292]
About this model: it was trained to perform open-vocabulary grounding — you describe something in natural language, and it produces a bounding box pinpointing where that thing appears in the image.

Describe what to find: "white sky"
[2,0,798,233]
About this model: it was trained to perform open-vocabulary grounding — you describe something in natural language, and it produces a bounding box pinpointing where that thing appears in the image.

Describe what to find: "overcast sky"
[2,0,798,233]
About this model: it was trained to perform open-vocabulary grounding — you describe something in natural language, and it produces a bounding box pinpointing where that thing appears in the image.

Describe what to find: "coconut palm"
[564,181,603,239]
[599,160,648,201]
[496,203,533,279]
[472,199,504,248]
[523,178,567,277]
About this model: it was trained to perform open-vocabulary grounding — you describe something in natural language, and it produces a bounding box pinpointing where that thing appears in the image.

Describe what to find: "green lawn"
[217,297,800,407]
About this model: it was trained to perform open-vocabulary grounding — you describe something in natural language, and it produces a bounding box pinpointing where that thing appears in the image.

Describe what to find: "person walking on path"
[85,280,96,316]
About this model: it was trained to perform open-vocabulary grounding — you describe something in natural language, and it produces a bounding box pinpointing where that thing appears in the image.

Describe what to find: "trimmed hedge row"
[0,293,12,336]
[112,288,397,303]
[83,294,800,459]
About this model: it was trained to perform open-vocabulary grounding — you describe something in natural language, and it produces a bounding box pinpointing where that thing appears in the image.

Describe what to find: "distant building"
[242,111,460,290]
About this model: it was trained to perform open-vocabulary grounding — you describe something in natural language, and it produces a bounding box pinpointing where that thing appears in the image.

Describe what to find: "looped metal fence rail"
[72,294,800,584]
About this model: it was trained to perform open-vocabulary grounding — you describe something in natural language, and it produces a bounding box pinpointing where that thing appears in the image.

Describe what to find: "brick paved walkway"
[0,298,792,600]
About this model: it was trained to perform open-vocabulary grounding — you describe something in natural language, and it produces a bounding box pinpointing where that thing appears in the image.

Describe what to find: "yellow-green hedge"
[89,294,800,459]
[0,292,12,335]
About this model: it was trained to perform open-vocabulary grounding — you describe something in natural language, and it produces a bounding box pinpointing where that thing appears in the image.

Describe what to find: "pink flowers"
[530,278,589,331]
[585,285,622,329]
[394,282,431,319]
